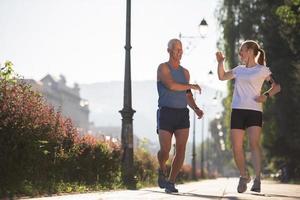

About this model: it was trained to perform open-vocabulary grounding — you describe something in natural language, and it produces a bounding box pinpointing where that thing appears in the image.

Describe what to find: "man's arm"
[157,63,200,91]
[183,69,204,119]
[186,91,204,119]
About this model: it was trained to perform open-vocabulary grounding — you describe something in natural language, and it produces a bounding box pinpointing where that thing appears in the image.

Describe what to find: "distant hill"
[80,80,225,144]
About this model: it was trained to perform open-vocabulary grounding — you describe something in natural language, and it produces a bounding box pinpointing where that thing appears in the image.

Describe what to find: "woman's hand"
[216,51,225,63]
[255,95,267,103]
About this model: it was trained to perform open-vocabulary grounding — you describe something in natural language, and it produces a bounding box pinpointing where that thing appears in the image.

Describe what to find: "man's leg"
[168,128,189,183]
[157,130,172,189]
[157,130,172,173]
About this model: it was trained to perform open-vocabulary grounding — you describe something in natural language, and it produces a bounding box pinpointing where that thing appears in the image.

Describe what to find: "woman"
[216,40,281,193]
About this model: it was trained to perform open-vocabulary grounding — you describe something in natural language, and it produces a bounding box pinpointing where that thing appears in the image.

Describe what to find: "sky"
[0,0,226,91]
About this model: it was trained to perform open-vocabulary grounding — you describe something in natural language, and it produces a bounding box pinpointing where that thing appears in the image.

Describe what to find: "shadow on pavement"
[143,189,240,200]
[181,193,240,200]
[251,192,300,199]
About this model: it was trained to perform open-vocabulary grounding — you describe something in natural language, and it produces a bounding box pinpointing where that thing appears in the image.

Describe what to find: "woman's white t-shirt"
[232,64,271,112]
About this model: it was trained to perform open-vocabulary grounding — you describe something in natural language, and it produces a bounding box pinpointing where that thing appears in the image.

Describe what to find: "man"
[156,38,204,193]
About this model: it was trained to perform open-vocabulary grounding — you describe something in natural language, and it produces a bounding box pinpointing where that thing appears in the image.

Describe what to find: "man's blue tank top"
[157,63,188,108]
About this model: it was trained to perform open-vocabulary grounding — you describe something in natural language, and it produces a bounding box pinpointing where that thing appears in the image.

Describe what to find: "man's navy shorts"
[157,107,190,134]
[230,109,263,130]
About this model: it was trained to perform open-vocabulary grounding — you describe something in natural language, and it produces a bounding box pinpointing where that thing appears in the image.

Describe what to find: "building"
[25,74,89,133]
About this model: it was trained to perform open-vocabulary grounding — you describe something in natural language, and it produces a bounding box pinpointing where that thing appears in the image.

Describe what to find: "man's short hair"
[168,39,181,50]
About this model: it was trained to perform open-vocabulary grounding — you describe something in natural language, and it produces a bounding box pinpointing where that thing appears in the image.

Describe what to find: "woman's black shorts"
[157,107,190,134]
[231,109,262,130]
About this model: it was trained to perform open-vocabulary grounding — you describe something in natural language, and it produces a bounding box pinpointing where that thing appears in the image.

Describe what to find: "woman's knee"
[249,141,260,151]
[231,142,244,153]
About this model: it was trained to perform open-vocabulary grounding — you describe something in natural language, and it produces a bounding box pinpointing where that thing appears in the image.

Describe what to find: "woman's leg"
[248,126,262,179]
[231,129,247,177]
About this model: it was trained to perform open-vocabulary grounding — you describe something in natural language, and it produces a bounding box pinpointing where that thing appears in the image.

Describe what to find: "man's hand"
[254,95,267,103]
[190,84,201,94]
[195,108,204,119]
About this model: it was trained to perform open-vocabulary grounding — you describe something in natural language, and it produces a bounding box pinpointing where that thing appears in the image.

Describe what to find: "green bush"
[134,148,159,186]
[0,62,167,198]
[0,62,122,198]
[71,134,122,187]
[133,148,194,186]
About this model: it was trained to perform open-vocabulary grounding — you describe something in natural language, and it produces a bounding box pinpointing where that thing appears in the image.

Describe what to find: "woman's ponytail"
[258,48,266,66]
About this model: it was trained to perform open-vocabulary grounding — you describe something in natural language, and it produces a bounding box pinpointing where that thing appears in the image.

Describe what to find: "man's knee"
[159,148,170,157]
[175,145,186,157]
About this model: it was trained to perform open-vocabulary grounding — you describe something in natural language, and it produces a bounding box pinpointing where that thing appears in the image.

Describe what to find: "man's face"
[168,42,183,61]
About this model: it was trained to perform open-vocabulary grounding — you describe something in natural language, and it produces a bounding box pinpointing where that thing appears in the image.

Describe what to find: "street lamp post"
[206,121,210,177]
[192,90,197,180]
[119,0,136,189]
[200,107,205,178]
[178,18,208,180]
[200,87,222,179]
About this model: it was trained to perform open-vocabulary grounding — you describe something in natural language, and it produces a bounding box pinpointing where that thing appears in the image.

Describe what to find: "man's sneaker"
[237,176,251,193]
[165,181,178,193]
[250,178,261,193]
[157,169,167,188]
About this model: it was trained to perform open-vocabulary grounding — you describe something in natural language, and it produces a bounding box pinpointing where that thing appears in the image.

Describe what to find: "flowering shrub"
[0,62,165,197]
[0,62,122,197]
[0,73,79,195]
[70,134,122,187]
[134,148,159,185]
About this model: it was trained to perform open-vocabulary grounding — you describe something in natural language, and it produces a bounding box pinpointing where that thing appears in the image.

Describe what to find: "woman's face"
[239,45,250,64]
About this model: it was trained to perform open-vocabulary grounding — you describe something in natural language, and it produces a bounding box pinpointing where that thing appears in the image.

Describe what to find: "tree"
[217,0,300,181]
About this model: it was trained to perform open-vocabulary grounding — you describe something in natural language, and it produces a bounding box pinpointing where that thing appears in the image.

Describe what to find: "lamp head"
[198,18,208,38]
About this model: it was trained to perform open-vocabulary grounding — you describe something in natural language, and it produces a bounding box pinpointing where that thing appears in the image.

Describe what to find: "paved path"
[23,178,300,200]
